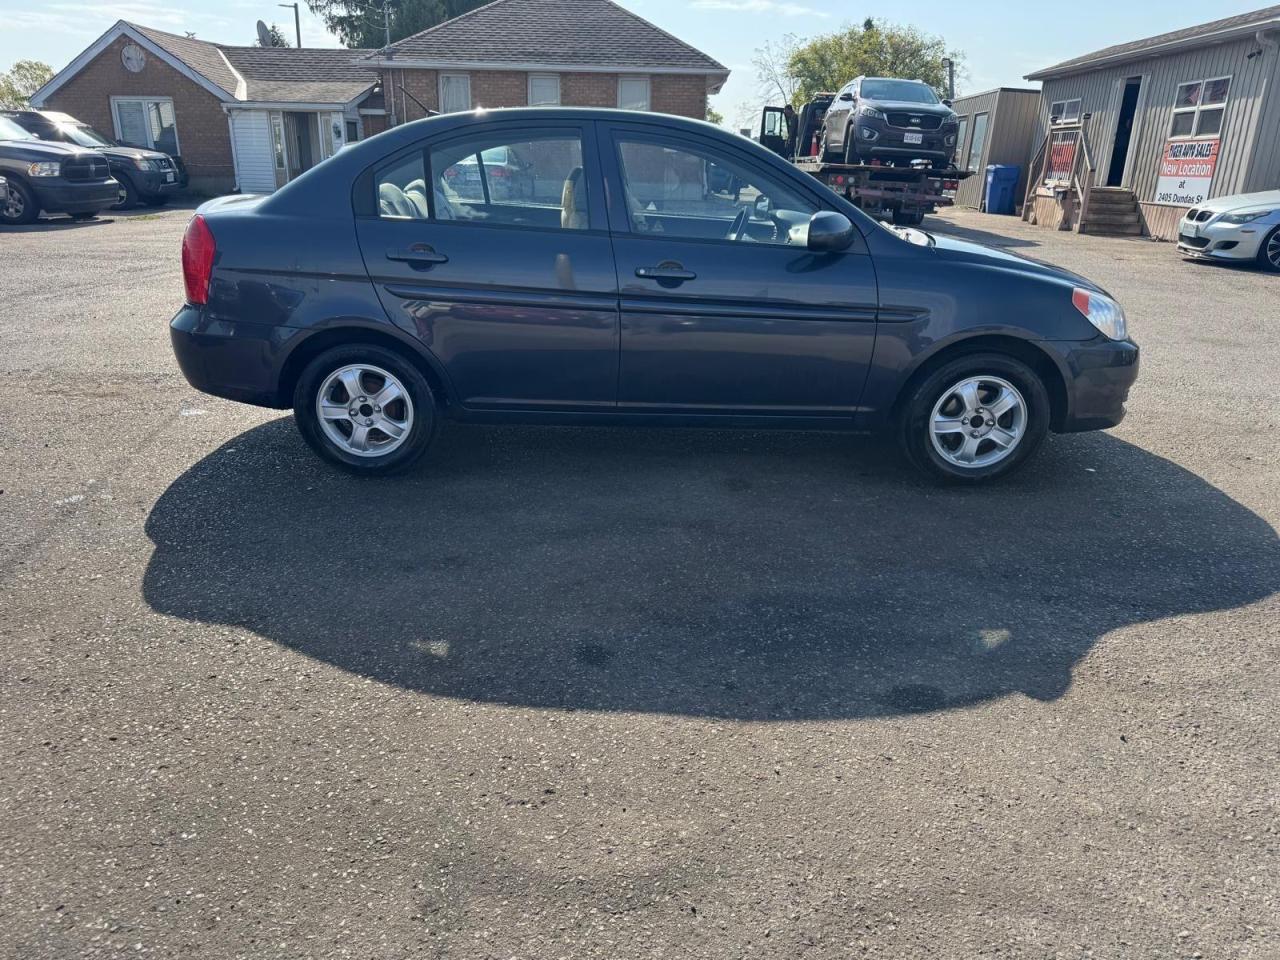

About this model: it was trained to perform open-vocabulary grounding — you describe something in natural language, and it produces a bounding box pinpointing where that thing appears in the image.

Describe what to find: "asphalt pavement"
[1,206,1277,959]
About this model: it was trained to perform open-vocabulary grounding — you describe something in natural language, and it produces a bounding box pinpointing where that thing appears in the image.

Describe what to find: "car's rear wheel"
[1,178,38,226]
[1258,225,1280,273]
[898,353,1050,484]
[293,344,437,475]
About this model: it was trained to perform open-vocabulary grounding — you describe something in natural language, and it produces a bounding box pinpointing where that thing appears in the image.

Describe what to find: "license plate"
[465,168,480,181]
[164,172,175,183]
[903,132,923,145]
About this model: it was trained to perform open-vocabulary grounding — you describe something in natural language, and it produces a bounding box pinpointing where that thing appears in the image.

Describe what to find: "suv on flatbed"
[2,110,183,208]
[0,115,118,225]
[820,76,959,168]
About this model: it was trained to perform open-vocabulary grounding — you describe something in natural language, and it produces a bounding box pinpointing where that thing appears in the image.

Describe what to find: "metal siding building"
[1027,6,1280,240]
[950,87,1040,208]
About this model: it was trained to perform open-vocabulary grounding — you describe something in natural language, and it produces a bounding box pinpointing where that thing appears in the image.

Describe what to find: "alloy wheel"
[3,185,23,220]
[929,375,1027,469]
[315,363,414,458]
[1267,230,1280,270]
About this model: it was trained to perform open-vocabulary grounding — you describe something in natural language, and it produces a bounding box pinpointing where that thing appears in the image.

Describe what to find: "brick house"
[30,21,382,194]
[29,1,725,195]
[362,0,728,129]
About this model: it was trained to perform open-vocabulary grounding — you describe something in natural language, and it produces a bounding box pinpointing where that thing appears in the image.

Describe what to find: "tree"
[256,23,292,47]
[0,60,53,110]
[307,0,490,48]
[752,20,963,108]
[705,105,724,127]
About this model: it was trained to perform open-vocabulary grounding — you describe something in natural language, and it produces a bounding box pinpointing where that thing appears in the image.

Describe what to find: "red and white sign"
[1154,138,1219,206]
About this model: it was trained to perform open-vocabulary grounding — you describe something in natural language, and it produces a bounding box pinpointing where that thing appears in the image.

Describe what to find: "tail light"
[488,166,509,177]
[182,214,215,305]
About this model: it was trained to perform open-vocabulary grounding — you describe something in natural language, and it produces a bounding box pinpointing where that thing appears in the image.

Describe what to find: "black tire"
[1257,225,1280,273]
[1,177,38,225]
[292,343,438,475]
[842,134,862,166]
[818,125,841,164]
[141,194,169,207]
[898,352,1050,484]
[112,175,139,210]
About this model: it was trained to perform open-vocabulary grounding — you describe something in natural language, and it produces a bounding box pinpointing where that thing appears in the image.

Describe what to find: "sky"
[0,0,1268,128]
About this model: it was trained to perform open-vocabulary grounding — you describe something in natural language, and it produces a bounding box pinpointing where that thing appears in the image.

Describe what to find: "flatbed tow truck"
[759,98,973,226]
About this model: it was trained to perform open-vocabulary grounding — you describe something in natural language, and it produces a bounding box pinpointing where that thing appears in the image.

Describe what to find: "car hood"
[928,231,1105,293]
[865,99,954,117]
[0,138,100,161]
[1195,190,1280,215]
[98,144,169,163]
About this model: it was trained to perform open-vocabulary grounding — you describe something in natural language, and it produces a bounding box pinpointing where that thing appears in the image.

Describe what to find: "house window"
[966,112,989,173]
[1170,76,1230,138]
[528,73,560,106]
[618,76,651,111]
[1049,98,1081,124]
[345,120,359,142]
[111,97,179,154]
[439,73,471,113]
[955,115,969,162]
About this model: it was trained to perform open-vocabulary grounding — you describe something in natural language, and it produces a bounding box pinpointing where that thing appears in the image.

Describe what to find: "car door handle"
[386,244,448,266]
[635,264,696,282]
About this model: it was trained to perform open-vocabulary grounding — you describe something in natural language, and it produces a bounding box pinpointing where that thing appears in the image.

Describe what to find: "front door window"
[614,135,818,246]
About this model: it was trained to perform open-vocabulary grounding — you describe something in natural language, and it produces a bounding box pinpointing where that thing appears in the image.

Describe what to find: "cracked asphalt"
[1,205,1277,959]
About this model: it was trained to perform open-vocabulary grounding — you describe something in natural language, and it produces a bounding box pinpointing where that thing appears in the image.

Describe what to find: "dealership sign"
[1154,138,1219,206]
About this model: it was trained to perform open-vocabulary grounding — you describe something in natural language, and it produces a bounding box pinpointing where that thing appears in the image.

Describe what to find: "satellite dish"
[256,20,273,46]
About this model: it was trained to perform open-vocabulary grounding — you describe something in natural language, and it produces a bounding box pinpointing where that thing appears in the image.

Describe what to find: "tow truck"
[759,95,971,226]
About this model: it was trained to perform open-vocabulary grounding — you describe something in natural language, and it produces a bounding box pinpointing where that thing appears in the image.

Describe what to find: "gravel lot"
[1,205,1277,959]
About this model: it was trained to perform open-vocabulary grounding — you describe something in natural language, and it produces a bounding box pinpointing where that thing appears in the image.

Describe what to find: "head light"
[858,105,886,120]
[1072,288,1127,341]
[1221,210,1272,224]
[28,161,61,177]
[132,157,154,170]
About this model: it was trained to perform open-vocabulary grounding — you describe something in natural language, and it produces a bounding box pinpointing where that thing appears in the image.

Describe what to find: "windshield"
[0,116,37,141]
[58,123,116,148]
[860,79,940,104]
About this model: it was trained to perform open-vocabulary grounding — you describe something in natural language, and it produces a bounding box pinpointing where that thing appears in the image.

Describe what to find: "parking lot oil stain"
[574,642,615,667]
[881,684,948,714]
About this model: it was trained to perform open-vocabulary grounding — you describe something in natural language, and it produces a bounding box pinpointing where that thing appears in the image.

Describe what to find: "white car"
[1176,190,1280,272]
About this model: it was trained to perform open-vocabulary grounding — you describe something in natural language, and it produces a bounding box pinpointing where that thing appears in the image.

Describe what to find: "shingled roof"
[1026,4,1280,80]
[364,0,727,74]
[130,23,378,103]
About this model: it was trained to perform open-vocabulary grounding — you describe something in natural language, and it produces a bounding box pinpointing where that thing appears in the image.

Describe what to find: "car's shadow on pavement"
[142,419,1280,720]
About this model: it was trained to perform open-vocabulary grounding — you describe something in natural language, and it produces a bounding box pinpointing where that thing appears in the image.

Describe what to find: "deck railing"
[1022,115,1097,229]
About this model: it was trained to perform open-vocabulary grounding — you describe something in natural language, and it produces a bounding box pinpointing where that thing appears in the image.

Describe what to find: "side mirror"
[942,99,953,107]
[807,211,854,252]
[838,92,854,102]
[754,194,771,216]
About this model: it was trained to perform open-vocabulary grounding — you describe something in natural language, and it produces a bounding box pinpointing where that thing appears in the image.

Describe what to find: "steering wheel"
[726,207,750,242]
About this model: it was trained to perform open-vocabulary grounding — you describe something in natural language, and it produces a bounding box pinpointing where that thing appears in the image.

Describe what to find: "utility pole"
[941,57,955,102]
[278,2,302,47]
[383,0,391,49]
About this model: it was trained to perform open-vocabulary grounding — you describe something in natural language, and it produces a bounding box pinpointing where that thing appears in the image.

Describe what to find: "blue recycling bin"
[984,164,1020,215]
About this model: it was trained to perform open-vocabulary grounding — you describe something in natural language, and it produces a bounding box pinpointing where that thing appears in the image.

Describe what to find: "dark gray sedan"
[170,108,1138,483]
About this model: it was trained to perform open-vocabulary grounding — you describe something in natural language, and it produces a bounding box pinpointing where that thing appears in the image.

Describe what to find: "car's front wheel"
[293,344,437,475]
[1,178,38,225]
[898,353,1050,483]
[1258,225,1280,273]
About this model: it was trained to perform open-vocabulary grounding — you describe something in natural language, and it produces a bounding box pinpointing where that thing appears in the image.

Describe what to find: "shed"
[949,87,1040,209]
[1024,4,1280,239]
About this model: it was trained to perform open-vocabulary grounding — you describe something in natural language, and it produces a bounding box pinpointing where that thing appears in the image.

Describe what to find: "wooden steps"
[1080,188,1143,236]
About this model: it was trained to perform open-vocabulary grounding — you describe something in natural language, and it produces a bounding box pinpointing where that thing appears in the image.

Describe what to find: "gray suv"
[821,76,959,168]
